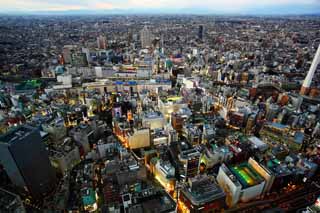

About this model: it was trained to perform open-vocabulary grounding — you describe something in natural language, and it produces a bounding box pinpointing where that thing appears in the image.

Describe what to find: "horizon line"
[0,10,320,17]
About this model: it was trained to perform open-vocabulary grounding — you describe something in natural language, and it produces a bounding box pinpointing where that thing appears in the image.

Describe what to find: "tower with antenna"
[300,44,320,95]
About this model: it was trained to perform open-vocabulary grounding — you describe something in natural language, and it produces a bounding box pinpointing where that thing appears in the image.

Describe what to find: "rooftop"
[81,187,96,206]
[266,159,293,177]
[229,163,264,188]
[266,122,289,130]
[142,193,176,213]
[181,175,225,206]
[180,148,201,160]
[0,188,25,212]
[0,125,35,144]
[143,111,164,119]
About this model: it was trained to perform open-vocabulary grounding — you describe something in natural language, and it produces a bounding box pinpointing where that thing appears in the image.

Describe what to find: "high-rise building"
[140,26,153,48]
[0,126,56,200]
[179,148,201,179]
[171,113,184,131]
[62,45,78,64]
[71,52,88,67]
[82,48,92,64]
[300,44,320,95]
[266,103,279,122]
[228,111,245,128]
[245,114,256,134]
[97,35,107,49]
[62,46,72,64]
[198,25,204,40]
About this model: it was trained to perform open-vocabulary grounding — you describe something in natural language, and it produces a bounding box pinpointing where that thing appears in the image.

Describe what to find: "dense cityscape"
[0,12,320,213]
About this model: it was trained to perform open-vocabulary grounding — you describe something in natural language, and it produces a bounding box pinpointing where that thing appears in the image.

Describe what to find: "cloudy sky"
[0,0,319,14]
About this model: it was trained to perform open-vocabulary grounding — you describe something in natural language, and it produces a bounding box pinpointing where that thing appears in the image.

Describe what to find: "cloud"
[0,0,87,11]
[0,0,319,12]
[92,2,114,10]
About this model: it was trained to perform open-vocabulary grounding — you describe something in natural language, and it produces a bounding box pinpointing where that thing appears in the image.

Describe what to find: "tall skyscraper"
[62,46,72,64]
[0,126,56,200]
[82,48,92,64]
[300,44,320,95]
[97,35,107,49]
[198,25,204,40]
[140,26,153,48]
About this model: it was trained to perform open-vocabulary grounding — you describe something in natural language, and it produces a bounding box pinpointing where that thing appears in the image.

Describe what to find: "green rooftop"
[15,80,42,91]
[230,163,264,188]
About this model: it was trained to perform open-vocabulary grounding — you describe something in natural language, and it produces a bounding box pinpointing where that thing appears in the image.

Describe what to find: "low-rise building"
[128,128,150,149]
[142,111,165,130]
[50,137,81,175]
[0,188,26,213]
[154,159,176,192]
[42,118,67,143]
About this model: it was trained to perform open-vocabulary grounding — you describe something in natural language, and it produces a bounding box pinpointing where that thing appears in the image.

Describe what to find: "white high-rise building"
[82,48,92,63]
[300,44,320,95]
[140,26,153,48]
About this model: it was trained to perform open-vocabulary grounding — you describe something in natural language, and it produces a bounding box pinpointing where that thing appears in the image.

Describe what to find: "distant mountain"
[1,5,319,16]
[0,8,222,16]
[242,4,320,15]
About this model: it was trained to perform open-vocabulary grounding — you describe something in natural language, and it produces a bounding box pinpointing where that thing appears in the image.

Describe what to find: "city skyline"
[0,0,320,15]
[0,1,320,212]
